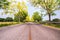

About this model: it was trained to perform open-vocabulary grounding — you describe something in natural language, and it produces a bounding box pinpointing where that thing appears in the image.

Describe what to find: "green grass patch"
[0,22,19,27]
[45,23,60,28]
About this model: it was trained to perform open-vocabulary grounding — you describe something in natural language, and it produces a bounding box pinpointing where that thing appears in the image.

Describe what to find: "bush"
[5,17,13,22]
[0,18,5,22]
[52,18,60,22]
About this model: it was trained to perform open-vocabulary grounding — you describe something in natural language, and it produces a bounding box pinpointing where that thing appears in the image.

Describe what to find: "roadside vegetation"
[0,17,18,27]
[45,23,60,28]
[0,22,19,27]
[32,11,42,22]
[44,18,60,28]
[0,0,28,27]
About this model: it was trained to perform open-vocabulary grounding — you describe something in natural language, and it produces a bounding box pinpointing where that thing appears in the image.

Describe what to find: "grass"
[0,22,19,27]
[45,23,60,28]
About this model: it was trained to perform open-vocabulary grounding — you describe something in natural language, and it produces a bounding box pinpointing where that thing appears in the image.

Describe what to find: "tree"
[30,0,59,22]
[0,0,16,17]
[5,17,13,22]
[14,14,19,22]
[14,10,28,22]
[32,12,42,22]
[25,15,31,22]
[52,18,60,22]
[58,0,60,5]
[58,0,60,8]
[0,0,17,15]
[0,0,10,9]
[14,2,28,22]
[0,18,5,22]
[0,0,10,14]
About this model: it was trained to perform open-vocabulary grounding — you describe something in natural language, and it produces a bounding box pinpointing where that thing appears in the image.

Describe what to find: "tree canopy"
[14,10,28,22]
[30,0,60,21]
[32,11,42,22]
[0,17,13,22]
[25,15,31,22]
[14,2,28,22]
[0,0,10,9]
[52,18,60,22]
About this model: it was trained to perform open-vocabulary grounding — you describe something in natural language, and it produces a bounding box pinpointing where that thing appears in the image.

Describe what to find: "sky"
[0,0,60,21]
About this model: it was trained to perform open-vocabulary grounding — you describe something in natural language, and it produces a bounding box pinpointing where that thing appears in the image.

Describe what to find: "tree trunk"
[48,13,51,22]
[19,18,20,22]
[19,17,20,22]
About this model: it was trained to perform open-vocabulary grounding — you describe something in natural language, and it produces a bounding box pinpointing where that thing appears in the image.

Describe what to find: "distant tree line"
[52,18,60,22]
[45,18,60,22]
[0,17,13,22]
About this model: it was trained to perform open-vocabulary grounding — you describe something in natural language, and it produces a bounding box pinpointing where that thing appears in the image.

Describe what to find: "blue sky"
[0,0,60,21]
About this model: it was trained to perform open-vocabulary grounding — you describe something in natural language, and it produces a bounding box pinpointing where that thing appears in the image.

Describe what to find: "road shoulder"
[43,24,60,30]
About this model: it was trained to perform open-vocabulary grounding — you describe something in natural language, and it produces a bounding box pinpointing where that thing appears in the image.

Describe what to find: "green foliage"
[14,10,28,22]
[30,0,59,21]
[0,18,5,22]
[0,23,12,27]
[52,18,60,22]
[25,15,31,22]
[14,2,28,22]
[45,23,60,28]
[58,0,60,4]
[32,12,42,22]
[0,0,10,9]
[5,17,13,22]
[54,24,60,28]
[0,17,13,22]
